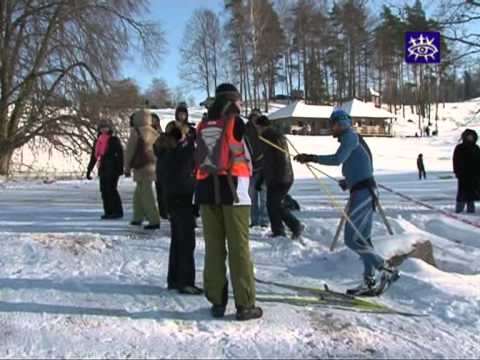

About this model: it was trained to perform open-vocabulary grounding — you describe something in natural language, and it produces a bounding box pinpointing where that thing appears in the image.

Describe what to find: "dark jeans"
[99,173,123,216]
[155,181,169,219]
[418,170,426,180]
[266,183,300,236]
[168,203,196,289]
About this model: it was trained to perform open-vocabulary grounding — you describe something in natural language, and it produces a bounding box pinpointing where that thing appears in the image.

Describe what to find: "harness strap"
[351,177,378,211]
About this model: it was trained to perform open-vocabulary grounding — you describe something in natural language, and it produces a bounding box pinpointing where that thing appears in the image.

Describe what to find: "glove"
[338,179,348,191]
[86,172,92,180]
[294,154,317,164]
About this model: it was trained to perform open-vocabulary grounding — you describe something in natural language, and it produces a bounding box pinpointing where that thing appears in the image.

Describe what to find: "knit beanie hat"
[329,109,352,128]
[215,83,241,102]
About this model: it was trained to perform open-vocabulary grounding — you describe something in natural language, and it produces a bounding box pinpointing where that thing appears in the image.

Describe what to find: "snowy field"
[1,173,480,358]
[1,99,480,358]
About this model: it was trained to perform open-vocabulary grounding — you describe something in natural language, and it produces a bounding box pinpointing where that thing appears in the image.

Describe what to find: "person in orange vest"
[195,83,262,321]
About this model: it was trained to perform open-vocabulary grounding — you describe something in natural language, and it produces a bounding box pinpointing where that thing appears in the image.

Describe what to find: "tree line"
[179,0,480,119]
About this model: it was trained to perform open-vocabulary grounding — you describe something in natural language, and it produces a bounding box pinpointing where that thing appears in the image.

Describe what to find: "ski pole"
[331,199,350,251]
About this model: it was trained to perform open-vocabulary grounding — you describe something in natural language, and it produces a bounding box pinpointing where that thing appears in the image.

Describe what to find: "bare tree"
[0,0,166,175]
[144,78,172,108]
[179,8,223,98]
[436,0,480,60]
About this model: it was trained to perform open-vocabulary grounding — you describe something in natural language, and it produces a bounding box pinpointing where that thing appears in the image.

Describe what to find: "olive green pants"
[133,181,160,225]
[201,205,256,308]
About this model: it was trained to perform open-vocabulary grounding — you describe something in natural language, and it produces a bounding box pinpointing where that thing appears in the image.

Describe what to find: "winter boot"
[346,275,377,296]
[291,224,305,240]
[144,224,160,230]
[130,220,142,226]
[236,306,263,321]
[374,263,400,295]
[178,285,204,295]
[210,305,226,319]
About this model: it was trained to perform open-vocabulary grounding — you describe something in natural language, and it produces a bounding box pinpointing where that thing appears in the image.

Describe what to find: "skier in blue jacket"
[294,109,399,296]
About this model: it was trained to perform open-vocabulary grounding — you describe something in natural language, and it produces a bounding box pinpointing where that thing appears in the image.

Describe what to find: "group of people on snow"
[88,82,450,320]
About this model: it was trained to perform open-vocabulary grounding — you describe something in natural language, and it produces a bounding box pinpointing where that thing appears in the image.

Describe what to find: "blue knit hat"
[329,109,352,128]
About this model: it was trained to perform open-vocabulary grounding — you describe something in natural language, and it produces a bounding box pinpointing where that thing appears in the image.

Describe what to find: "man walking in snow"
[417,154,426,180]
[453,129,480,214]
[255,115,303,239]
[244,108,269,228]
[294,109,399,296]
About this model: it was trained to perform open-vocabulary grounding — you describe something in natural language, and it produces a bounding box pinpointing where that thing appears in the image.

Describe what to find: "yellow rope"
[259,135,369,244]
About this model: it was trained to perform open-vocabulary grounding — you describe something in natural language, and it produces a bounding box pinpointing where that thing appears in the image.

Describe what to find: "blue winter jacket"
[314,128,373,189]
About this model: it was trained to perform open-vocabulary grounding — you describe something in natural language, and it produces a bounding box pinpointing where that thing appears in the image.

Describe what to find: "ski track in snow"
[0,174,479,359]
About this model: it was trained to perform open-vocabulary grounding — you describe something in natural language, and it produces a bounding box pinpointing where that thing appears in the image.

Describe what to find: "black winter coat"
[260,127,294,186]
[244,120,264,174]
[162,137,196,207]
[453,143,480,201]
[87,136,124,177]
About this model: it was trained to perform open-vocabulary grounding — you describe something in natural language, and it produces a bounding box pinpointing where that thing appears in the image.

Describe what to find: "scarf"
[95,133,111,167]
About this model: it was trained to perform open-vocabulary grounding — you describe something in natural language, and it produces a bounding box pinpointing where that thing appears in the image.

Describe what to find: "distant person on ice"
[294,109,399,296]
[124,110,161,230]
[162,121,203,295]
[86,123,124,220]
[195,83,262,321]
[417,154,426,180]
[453,129,480,214]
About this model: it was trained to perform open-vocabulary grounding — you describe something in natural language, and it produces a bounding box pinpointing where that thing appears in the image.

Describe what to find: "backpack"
[195,118,231,175]
[130,128,154,170]
[196,117,246,204]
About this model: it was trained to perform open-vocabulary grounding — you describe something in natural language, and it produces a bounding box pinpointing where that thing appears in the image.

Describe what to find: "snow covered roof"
[339,98,395,119]
[269,101,333,120]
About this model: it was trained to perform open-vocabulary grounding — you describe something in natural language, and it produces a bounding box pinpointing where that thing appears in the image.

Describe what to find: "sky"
[120,0,224,104]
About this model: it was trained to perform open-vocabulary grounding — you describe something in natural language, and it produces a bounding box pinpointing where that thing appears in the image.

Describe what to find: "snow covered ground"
[1,98,480,358]
[1,172,479,358]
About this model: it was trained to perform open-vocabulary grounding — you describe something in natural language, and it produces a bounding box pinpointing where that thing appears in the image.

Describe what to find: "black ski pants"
[167,202,196,289]
[99,172,123,217]
[266,182,301,236]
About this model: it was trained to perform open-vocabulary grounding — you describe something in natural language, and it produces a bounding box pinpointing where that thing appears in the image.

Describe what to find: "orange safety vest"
[196,117,251,180]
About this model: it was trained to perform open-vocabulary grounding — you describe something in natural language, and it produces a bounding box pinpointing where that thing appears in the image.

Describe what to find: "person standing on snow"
[162,121,203,295]
[294,109,399,296]
[255,115,303,239]
[195,83,262,321]
[453,129,480,214]
[417,154,426,180]
[152,113,170,220]
[86,123,124,220]
[124,109,161,230]
[175,102,196,141]
[244,108,269,228]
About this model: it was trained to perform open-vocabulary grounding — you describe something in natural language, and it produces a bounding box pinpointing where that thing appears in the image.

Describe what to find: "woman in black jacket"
[163,121,202,295]
[87,123,124,219]
[453,129,480,213]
